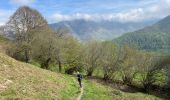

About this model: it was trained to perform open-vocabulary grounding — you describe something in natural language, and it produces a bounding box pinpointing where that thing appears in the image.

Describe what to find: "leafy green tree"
[32,27,56,69]
[64,36,82,74]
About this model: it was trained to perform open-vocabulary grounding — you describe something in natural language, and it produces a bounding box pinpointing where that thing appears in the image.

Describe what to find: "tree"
[32,27,56,69]
[53,37,65,72]
[166,66,170,88]
[5,6,47,62]
[63,35,82,74]
[82,41,102,76]
[120,45,140,85]
[100,42,119,80]
[138,53,170,92]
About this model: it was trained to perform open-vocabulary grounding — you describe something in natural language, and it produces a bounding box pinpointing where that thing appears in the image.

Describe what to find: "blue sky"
[0,0,170,25]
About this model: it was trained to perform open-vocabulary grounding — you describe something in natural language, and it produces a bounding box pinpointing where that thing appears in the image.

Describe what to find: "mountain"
[49,19,156,41]
[0,26,4,35]
[115,15,170,52]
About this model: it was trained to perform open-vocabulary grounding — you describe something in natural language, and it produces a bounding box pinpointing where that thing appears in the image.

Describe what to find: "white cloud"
[10,0,35,5]
[146,0,170,18]
[50,0,170,23]
[110,8,145,22]
[51,13,94,22]
[50,8,145,23]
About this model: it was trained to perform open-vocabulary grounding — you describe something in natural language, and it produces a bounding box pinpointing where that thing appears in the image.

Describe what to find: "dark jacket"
[77,74,82,81]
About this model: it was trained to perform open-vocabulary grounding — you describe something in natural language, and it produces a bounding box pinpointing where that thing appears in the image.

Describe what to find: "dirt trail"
[72,77,84,100]
[77,85,84,100]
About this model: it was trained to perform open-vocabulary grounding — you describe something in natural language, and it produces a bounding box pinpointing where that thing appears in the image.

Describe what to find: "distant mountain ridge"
[49,19,155,41]
[115,15,170,52]
[0,19,156,41]
[0,26,4,35]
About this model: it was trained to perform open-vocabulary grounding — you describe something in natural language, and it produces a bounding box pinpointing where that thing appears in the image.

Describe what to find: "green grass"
[82,79,116,100]
[30,60,41,68]
[0,35,8,43]
[82,79,160,100]
[59,75,80,100]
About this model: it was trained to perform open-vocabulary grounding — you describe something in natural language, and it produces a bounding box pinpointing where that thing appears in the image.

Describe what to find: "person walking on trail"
[77,72,83,88]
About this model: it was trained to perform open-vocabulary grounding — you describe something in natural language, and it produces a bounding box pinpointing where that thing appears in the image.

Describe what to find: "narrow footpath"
[77,85,84,100]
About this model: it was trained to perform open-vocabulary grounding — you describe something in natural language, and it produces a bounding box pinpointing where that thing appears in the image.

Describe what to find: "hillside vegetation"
[115,15,170,52]
[0,53,161,100]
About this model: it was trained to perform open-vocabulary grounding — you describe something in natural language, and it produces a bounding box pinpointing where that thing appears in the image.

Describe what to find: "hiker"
[77,72,83,88]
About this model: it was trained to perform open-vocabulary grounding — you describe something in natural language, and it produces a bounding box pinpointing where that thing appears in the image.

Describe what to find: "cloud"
[137,0,170,20]
[50,8,145,23]
[49,0,170,23]
[144,0,170,19]
[110,8,145,22]
[10,0,35,5]
[51,13,93,22]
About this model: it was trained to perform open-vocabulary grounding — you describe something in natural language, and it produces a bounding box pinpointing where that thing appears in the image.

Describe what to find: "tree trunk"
[58,61,62,72]
[24,49,30,63]
[122,76,132,85]
[143,83,151,93]
[41,58,51,69]
[87,70,93,76]
[45,58,51,69]
[103,73,110,81]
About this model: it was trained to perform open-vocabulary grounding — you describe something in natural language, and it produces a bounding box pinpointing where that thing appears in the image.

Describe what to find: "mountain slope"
[115,15,170,52]
[49,19,155,41]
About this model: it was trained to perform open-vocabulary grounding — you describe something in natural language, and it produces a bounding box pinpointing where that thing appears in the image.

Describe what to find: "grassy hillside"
[0,53,161,100]
[0,53,79,100]
[0,35,9,53]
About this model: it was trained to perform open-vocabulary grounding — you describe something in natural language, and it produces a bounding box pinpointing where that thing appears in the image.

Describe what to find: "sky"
[0,0,170,25]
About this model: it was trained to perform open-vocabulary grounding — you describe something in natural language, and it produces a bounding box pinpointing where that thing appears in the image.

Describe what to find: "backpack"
[78,74,82,80]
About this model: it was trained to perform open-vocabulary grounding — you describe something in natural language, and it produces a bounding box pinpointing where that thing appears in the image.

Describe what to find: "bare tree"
[82,41,102,76]
[120,45,140,85]
[5,6,47,62]
[139,54,170,92]
[100,42,119,80]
